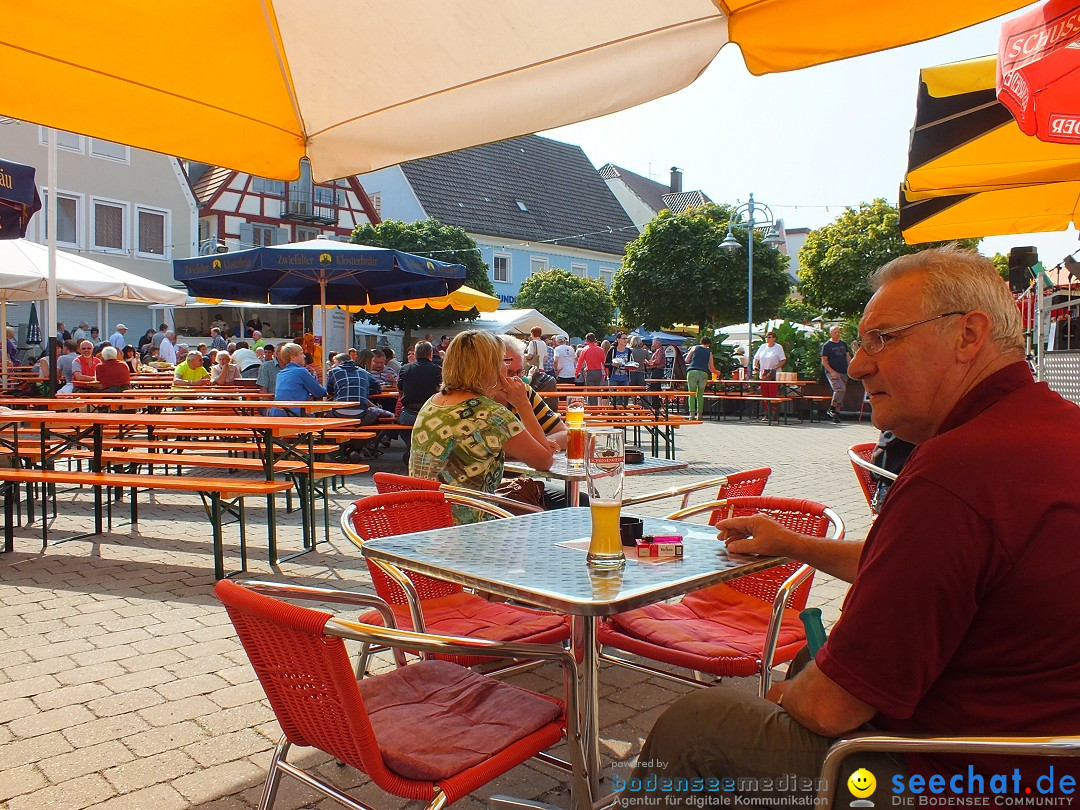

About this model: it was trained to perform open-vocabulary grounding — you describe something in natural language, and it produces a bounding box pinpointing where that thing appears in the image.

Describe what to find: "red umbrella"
[997,0,1080,143]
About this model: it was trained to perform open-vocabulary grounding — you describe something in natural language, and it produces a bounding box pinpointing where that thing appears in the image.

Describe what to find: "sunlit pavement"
[0,414,878,809]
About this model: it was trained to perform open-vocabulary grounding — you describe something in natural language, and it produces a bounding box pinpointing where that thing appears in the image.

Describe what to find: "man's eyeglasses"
[854,311,965,356]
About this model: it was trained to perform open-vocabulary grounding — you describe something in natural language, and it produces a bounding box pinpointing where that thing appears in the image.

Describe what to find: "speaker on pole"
[1008,246,1038,294]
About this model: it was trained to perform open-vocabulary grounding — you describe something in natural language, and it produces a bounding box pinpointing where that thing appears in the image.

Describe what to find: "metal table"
[361,507,780,809]
[504,452,687,504]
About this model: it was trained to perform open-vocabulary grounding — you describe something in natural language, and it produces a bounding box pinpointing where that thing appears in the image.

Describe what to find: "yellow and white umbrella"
[4,0,1029,182]
[900,55,1080,243]
[342,285,499,315]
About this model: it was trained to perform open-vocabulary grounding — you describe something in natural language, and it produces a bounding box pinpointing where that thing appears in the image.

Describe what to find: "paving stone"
[172,758,266,805]
[6,772,114,810]
[86,686,165,718]
[0,730,75,769]
[182,728,273,767]
[0,673,62,701]
[99,666,173,693]
[8,702,96,738]
[82,782,190,810]
[33,681,113,711]
[63,712,152,748]
[101,749,200,793]
[0,763,48,802]
[207,680,267,709]
[121,720,207,758]
[195,701,277,736]
[153,672,229,701]
[137,693,221,727]
[39,740,135,783]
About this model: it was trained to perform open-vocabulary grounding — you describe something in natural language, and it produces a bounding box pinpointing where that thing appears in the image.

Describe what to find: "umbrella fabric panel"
[905,56,1080,200]
[2,1,1029,182]
[900,181,1080,243]
[173,240,465,306]
[345,285,499,315]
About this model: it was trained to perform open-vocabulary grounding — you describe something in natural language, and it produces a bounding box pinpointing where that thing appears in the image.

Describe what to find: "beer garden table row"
[0,406,365,570]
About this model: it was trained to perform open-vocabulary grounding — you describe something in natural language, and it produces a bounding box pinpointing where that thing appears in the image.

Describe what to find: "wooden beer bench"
[0,467,293,579]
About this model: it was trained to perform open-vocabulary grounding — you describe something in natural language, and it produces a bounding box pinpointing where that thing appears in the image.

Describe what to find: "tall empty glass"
[566,396,586,469]
[586,428,625,568]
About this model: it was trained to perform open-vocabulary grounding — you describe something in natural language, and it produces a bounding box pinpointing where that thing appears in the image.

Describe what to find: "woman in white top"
[211,352,242,386]
[752,332,786,422]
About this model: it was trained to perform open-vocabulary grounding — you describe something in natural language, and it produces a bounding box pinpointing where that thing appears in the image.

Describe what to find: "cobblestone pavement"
[0,415,878,809]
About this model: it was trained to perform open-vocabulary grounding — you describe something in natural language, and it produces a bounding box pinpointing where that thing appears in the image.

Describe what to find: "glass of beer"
[566,396,586,468]
[586,428,625,568]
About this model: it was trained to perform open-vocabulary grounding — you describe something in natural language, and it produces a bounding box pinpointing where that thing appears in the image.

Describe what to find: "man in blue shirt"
[325,351,393,423]
[821,326,852,424]
[268,343,325,415]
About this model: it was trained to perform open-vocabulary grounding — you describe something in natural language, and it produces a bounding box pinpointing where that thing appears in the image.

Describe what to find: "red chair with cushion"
[341,491,570,667]
[848,442,878,512]
[599,495,844,696]
[215,579,584,810]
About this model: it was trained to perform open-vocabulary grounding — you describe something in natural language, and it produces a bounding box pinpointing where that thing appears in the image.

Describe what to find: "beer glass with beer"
[566,395,586,469]
[586,428,625,568]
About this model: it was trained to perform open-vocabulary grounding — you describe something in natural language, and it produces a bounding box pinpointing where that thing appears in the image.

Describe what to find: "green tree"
[798,199,979,318]
[350,219,495,335]
[613,204,790,333]
[990,252,1010,281]
[515,269,614,338]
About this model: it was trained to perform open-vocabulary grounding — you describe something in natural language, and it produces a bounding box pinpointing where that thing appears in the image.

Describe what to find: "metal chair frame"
[848,443,897,517]
[218,580,585,810]
[372,472,545,515]
[600,496,844,697]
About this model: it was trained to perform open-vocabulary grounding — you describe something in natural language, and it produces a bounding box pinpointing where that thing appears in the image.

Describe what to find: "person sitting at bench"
[268,343,325,416]
[96,345,131,393]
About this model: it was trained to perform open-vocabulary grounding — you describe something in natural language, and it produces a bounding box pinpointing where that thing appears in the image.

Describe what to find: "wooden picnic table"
[0,409,360,563]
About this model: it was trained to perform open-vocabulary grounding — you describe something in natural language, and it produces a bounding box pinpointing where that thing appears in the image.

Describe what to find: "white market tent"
[452,309,566,338]
[0,238,187,380]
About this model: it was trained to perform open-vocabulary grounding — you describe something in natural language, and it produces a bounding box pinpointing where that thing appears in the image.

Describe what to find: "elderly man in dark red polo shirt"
[626,246,1080,805]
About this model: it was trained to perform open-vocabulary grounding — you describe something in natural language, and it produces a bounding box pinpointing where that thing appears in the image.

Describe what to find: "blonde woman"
[409,330,553,521]
[211,351,242,386]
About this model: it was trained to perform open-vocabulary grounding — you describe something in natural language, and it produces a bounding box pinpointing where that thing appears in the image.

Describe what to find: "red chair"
[372,472,544,515]
[848,442,896,517]
[622,467,772,517]
[215,579,584,810]
[599,495,844,697]
[340,491,570,667]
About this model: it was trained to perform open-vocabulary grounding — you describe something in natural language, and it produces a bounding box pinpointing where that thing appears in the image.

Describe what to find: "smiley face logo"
[847,768,876,799]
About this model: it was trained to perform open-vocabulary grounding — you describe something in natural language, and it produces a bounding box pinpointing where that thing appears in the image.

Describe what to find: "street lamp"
[720,193,785,356]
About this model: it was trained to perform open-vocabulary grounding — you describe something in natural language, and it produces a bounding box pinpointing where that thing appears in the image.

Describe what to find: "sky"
[545,7,1079,271]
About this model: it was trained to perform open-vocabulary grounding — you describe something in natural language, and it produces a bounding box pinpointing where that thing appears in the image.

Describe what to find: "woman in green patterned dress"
[409,330,554,521]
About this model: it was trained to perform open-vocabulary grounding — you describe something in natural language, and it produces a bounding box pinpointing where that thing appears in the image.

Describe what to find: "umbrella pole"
[47,129,58,395]
[1,299,7,388]
[320,279,327,364]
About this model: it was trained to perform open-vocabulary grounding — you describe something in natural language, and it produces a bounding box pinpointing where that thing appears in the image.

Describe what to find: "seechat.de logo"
[848,768,877,807]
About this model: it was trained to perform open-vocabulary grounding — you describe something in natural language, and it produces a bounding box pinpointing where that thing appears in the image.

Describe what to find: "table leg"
[571,614,602,808]
[564,478,580,507]
[260,429,278,563]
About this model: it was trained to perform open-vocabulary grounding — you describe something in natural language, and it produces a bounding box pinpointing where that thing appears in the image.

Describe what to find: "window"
[600,268,615,288]
[198,218,211,242]
[136,207,168,258]
[492,254,510,284]
[90,139,129,162]
[252,224,275,247]
[296,227,320,242]
[571,263,587,278]
[252,178,285,196]
[43,191,80,246]
[39,127,83,152]
[92,198,127,252]
[368,192,381,218]
[530,257,547,276]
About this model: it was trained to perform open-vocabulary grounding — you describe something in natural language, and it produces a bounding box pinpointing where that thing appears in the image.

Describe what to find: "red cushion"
[358,659,563,781]
[608,583,805,660]
[359,592,569,641]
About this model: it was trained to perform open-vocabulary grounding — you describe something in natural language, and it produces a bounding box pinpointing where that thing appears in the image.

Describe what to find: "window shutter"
[238,223,254,249]
[276,227,291,245]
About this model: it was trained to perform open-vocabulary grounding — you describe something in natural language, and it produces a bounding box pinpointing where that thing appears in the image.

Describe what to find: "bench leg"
[238,497,248,572]
[211,493,225,581]
[3,481,13,553]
